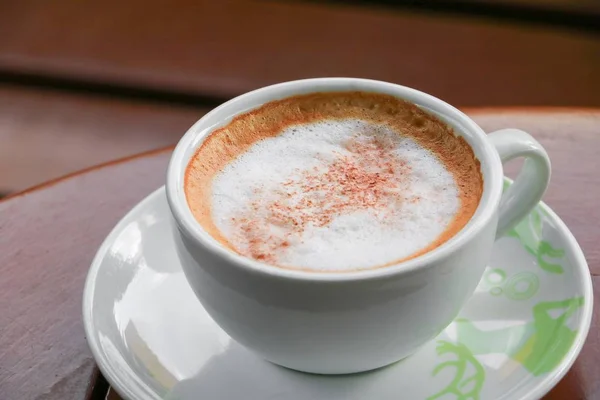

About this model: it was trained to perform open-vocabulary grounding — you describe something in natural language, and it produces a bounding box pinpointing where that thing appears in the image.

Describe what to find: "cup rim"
[166,78,504,282]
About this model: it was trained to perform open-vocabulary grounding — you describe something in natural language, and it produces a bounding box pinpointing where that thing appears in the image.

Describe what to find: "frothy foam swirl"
[211,120,459,271]
[184,91,483,272]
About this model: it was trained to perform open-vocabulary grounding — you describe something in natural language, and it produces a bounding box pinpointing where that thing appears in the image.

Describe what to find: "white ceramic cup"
[166,78,551,374]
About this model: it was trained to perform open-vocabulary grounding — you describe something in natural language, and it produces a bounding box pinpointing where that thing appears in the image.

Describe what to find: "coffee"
[185,92,482,272]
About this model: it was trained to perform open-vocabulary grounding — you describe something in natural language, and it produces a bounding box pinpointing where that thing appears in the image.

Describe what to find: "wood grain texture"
[0,0,599,107]
[0,85,207,193]
[0,148,173,400]
[0,109,598,399]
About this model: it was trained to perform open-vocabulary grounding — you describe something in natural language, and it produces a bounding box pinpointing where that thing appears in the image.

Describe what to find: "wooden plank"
[0,0,598,106]
[0,85,207,193]
[0,149,174,400]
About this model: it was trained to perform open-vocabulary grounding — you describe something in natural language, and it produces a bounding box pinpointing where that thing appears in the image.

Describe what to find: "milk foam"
[211,119,459,271]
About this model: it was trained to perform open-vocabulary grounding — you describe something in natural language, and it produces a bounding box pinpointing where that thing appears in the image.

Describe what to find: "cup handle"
[488,129,551,238]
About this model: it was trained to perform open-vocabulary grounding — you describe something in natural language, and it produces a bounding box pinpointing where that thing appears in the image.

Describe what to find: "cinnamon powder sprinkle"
[231,135,417,264]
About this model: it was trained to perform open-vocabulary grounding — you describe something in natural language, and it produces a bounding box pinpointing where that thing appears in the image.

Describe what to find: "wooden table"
[1,108,598,399]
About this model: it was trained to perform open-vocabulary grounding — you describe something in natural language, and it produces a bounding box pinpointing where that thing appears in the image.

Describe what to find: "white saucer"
[83,185,593,400]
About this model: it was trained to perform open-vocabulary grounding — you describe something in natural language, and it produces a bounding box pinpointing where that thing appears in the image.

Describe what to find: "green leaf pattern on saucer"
[504,180,565,274]
[427,179,584,399]
[427,341,485,400]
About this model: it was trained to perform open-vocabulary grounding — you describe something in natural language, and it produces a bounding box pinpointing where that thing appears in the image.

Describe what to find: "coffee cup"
[166,78,550,374]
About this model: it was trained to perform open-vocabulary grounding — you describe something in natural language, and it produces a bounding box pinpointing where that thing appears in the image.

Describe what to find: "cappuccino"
[185,92,482,272]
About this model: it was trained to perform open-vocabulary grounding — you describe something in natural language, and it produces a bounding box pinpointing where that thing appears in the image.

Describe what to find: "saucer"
[83,184,593,400]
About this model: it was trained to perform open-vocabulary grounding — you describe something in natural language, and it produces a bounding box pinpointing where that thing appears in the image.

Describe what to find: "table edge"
[0,146,174,203]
